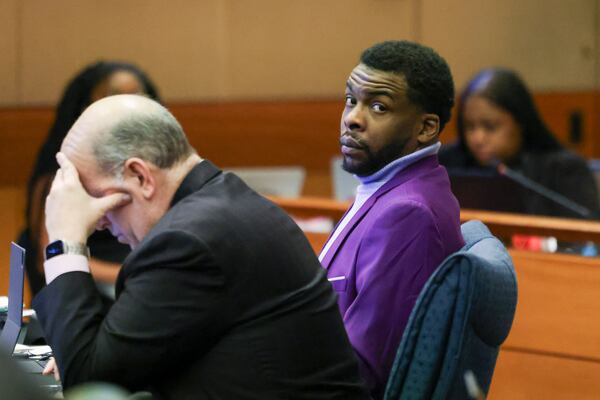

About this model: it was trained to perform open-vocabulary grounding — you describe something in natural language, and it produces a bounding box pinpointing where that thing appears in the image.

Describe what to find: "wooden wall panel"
[505,250,600,360]
[0,0,19,106]
[0,107,53,186]
[172,101,341,196]
[0,187,27,303]
[533,91,599,156]
[490,349,600,399]
[224,0,415,99]
[1,92,600,196]
[14,0,417,105]
[171,101,339,169]
[19,0,224,104]
[0,101,342,195]
[421,0,598,91]
[3,1,595,106]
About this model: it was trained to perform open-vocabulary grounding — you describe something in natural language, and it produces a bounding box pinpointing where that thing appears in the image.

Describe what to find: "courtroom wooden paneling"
[270,196,348,222]
[13,0,416,105]
[171,101,340,169]
[0,107,53,187]
[3,1,598,106]
[490,349,600,399]
[422,0,598,91]
[3,92,600,197]
[506,250,600,360]
[459,209,600,243]
[224,0,414,99]
[19,0,225,104]
[173,101,343,196]
[0,0,18,106]
[274,197,600,243]
[534,91,600,158]
[0,186,27,304]
[0,101,342,195]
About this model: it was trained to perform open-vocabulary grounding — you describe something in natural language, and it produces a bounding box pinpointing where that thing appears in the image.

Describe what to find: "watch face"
[45,240,65,260]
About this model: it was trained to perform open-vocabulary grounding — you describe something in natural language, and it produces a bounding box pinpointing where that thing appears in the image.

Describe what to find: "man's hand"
[45,152,131,244]
[42,357,61,382]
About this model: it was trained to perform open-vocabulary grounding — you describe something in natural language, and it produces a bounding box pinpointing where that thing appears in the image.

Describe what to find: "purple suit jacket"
[321,155,464,399]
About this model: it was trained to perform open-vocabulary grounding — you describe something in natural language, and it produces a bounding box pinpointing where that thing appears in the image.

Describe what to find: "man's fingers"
[55,152,69,168]
[95,192,132,214]
[42,357,61,381]
[42,357,55,375]
[56,152,79,182]
[49,170,63,193]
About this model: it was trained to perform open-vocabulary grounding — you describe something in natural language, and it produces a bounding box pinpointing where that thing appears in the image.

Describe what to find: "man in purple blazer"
[320,41,465,399]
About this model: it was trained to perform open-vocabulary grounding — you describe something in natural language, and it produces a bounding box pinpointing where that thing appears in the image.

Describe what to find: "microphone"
[494,161,592,219]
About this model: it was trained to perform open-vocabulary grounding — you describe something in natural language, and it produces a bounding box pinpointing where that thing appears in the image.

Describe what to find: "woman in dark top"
[439,67,600,220]
[20,61,161,295]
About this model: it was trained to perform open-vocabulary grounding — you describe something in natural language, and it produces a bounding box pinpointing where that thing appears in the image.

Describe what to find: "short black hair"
[360,40,455,132]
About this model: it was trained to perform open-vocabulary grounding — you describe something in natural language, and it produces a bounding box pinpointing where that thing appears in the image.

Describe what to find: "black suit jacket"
[33,161,368,399]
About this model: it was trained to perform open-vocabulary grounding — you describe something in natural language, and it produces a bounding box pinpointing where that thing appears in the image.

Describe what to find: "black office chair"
[384,220,518,400]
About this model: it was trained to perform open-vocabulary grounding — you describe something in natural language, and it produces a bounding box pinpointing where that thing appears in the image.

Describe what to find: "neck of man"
[140,153,203,242]
[159,153,203,207]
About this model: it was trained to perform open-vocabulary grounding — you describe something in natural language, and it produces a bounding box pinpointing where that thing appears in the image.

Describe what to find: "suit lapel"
[320,155,439,269]
[320,194,378,269]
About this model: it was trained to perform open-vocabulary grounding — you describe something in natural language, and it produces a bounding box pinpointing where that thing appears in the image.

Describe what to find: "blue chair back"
[384,220,517,400]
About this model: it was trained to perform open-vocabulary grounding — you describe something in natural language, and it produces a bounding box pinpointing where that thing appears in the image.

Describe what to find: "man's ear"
[417,113,440,145]
[123,158,156,200]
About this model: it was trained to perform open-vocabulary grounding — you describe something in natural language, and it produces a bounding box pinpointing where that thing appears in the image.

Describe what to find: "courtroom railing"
[270,196,600,245]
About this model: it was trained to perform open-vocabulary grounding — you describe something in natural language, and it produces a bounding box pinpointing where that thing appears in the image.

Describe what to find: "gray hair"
[93,103,194,177]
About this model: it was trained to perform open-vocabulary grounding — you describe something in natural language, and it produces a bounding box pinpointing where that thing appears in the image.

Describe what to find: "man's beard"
[342,137,410,177]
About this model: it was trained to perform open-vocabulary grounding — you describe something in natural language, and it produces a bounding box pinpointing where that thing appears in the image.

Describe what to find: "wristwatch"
[45,240,90,261]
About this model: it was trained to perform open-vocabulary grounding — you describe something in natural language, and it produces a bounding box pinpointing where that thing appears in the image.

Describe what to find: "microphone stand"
[496,163,592,219]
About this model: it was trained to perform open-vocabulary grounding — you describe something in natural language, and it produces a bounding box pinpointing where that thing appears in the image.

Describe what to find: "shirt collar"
[357,142,441,184]
[169,159,221,207]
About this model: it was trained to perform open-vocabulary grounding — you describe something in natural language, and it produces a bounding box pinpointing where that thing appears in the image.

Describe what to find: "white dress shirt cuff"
[44,254,90,285]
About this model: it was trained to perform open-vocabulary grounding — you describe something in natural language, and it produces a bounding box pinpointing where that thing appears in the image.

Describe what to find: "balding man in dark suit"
[33,95,368,399]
